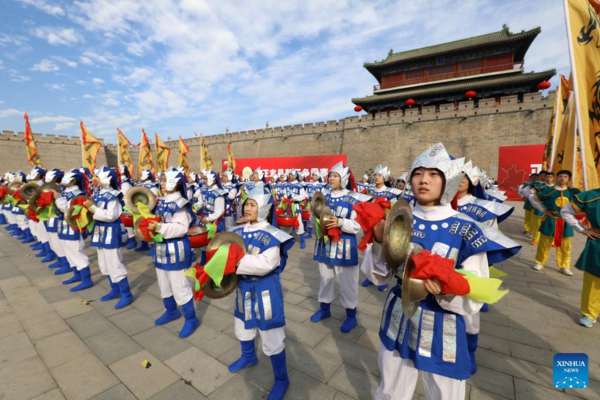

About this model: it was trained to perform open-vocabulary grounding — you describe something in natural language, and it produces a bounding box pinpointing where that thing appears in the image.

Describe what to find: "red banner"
[222,154,347,179]
[498,144,545,201]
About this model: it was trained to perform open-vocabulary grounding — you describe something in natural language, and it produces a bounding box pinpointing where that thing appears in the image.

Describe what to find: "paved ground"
[0,202,598,400]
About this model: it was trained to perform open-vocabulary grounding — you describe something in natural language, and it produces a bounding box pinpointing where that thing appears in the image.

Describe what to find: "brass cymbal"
[401,244,427,319]
[124,186,157,214]
[382,199,413,272]
[311,191,326,219]
[320,206,335,236]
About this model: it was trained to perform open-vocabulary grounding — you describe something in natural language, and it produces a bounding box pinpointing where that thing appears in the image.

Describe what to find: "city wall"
[0,92,554,179]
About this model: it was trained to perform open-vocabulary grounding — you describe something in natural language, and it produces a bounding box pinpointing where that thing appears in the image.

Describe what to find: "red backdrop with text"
[223,155,347,179]
[498,144,545,201]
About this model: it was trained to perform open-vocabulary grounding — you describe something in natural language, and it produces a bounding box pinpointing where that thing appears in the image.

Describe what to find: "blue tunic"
[372,187,401,202]
[313,190,371,267]
[305,182,325,199]
[379,212,521,380]
[58,189,83,241]
[202,188,227,233]
[231,224,295,330]
[153,198,195,271]
[457,196,514,224]
[90,190,128,249]
[223,183,236,218]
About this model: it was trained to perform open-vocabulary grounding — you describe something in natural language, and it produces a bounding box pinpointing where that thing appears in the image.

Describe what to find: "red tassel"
[450,193,459,211]
[553,218,564,248]
[348,169,358,192]
[410,250,470,296]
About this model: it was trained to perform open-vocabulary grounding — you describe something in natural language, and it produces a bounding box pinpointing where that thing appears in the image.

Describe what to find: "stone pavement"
[0,202,598,400]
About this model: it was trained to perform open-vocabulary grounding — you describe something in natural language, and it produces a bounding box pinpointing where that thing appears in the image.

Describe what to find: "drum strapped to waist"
[187,226,209,248]
[276,214,297,227]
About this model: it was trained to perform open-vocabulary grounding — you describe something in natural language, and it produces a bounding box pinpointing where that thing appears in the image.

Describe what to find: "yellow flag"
[227,142,236,171]
[80,122,102,171]
[178,136,191,175]
[155,133,171,172]
[200,135,213,171]
[137,129,155,180]
[24,114,43,168]
[564,0,600,189]
[553,97,576,175]
[117,129,134,177]
[545,76,571,171]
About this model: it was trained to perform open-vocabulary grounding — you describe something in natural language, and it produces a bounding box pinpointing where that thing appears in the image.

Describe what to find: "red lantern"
[465,90,476,100]
[537,81,551,90]
[354,105,363,112]
[405,98,415,107]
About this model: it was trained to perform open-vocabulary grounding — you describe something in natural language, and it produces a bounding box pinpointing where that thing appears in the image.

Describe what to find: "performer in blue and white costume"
[457,162,514,229]
[228,186,295,400]
[54,169,93,291]
[199,170,227,233]
[304,172,325,239]
[135,169,159,254]
[282,169,307,248]
[10,172,30,240]
[119,165,138,249]
[187,171,202,203]
[362,143,520,400]
[26,168,56,265]
[86,167,133,309]
[311,162,371,333]
[222,170,238,230]
[362,165,401,292]
[149,168,200,338]
[44,169,67,270]
[2,172,16,230]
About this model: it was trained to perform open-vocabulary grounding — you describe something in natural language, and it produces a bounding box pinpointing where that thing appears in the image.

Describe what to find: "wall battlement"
[0,91,553,178]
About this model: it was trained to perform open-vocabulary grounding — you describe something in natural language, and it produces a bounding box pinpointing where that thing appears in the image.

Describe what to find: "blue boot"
[340,308,357,333]
[17,229,29,241]
[70,267,93,292]
[10,227,23,237]
[146,243,155,257]
[35,240,48,257]
[22,230,35,244]
[54,258,72,275]
[310,302,331,323]
[155,296,182,325]
[228,340,258,373]
[377,284,388,292]
[48,256,64,269]
[135,241,150,252]
[362,278,373,287]
[480,303,489,313]
[115,278,134,309]
[100,277,121,301]
[0,214,6,225]
[62,268,82,285]
[179,299,200,338]
[300,234,306,249]
[126,237,137,250]
[30,241,43,250]
[41,243,57,262]
[467,333,478,375]
[5,223,17,231]
[306,226,312,239]
[268,350,290,400]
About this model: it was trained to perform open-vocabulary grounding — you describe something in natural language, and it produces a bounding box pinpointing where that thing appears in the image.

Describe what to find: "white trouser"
[318,263,359,309]
[15,214,28,230]
[36,221,49,243]
[97,248,127,283]
[234,318,285,356]
[156,268,193,305]
[224,216,234,230]
[62,238,89,270]
[376,344,466,400]
[126,226,135,239]
[464,313,480,335]
[28,219,37,238]
[48,232,65,257]
[6,211,16,224]
[295,212,305,235]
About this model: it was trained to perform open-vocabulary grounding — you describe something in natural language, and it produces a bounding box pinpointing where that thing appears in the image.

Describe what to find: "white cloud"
[92,77,104,84]
[17,0,65,16]
[0,108,23,118]
[31,59,60,72]
[46,83,66,91]
[8,69,31,83]
[54,122,76,131]
[51,56,78,68]
[83,94,94,99]
[0,100,4,104]
[34,27,83,46]
[79,56,93,65]
[31,115,76,123]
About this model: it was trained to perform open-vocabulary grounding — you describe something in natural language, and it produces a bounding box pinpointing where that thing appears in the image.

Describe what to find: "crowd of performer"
[0,141,598,400]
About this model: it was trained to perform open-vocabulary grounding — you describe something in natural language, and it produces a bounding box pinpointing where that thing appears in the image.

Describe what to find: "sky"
[0,0,571,144]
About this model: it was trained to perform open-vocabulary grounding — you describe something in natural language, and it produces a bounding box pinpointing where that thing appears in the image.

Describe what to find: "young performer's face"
[373,173,385,185]
[411,168,444,206]
[279,175,285,182]
[557,173,570,186]
[244,199,259,222]
[311,174,319,182]
[328,172,342,190]
[458,175,470,194]
[160,175,167,192]
[397,180,405,190]
[222,175,229,183]
[546,175,555,185]
[538,174,547,182]
[288,173,295,181]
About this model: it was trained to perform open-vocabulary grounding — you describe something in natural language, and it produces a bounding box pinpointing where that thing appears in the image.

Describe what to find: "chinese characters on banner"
[222,155,347,179]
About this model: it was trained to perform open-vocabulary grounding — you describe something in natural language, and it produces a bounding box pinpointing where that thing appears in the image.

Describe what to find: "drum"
[302,210,311,221]
[188,226,209,248]
[275,207,285,216]
[277,214,297,227]
[120,213,134,227]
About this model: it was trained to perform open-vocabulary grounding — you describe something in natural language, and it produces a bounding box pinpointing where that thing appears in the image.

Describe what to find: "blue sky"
[0,0,570,144]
